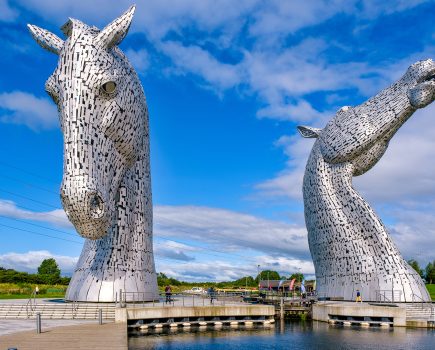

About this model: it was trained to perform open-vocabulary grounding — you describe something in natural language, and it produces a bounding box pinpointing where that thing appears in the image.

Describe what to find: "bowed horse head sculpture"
[28,6,158,302]
[29,5,142,240]
[298,59,435,302]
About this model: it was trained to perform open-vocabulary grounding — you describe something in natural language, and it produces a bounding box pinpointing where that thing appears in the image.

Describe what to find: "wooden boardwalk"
[0,322,127,350]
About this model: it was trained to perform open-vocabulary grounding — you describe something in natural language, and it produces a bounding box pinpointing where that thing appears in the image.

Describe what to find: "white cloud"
[248,0,355,37]
[154,240,197,262]
[156,255,314,282]
[257,99,332,123]
[18,0,429,123]
[0,0,18,22]
[0,250,78,274]
[154,205,309,259]
[0,91,58,130]
[0,248,315,281]
[388,208,435,266]
[359,0,430,18]
[0,199,314,279]
[255,134,315,200]
[0,199,310,260]
[0,199,72,229]
[159,42,242,90]
[125,48,150,75]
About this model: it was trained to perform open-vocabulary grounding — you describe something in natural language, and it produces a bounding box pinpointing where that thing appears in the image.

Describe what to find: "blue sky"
[0,0,435,281]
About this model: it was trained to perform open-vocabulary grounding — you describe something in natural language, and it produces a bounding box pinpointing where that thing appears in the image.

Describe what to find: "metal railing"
[374,290,402,303]
[314,292,329,303]
[411,293,435,320]
[71,292,79,319]
[26,290,37,317]
[118,291,245,308]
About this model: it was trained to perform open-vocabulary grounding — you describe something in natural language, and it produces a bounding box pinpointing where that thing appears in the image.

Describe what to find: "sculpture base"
[316,272,430,302]
[65,269,158,303]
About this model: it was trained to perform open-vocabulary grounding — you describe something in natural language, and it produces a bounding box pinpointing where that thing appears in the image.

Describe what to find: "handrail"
[411,293,434,320]
[119,291,245,308]
[375,290,392,303]
[26,290,37,318]
[71,291,79,318]
[374,290,403,303]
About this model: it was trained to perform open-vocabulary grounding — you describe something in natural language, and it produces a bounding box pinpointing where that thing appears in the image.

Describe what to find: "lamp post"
[267,271,270,291]
[257,264,260,290]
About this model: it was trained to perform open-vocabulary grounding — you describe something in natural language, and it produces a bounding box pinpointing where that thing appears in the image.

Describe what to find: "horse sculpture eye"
[101,81,117,94]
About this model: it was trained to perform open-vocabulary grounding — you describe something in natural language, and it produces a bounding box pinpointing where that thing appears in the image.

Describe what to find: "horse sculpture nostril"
[88,192,105,219]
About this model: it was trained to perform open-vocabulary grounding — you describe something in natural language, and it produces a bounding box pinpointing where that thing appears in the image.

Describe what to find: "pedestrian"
[209,286,215,304]
[165,285,172,303]
[355,290,362,303]
[35,285,39,295]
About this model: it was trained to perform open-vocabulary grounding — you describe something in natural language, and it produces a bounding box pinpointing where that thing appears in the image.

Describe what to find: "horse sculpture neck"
[65,141,157,302]
[303,141,430,302]
[300,59,435,302]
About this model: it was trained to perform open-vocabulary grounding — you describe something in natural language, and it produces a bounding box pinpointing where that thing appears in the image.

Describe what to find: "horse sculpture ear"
[96,5,136,49]
[27,24,64,55]
[297,125,321,138]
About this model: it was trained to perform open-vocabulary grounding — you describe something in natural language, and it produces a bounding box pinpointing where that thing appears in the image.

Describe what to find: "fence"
[374,290,403,303]
[118,291,247,308]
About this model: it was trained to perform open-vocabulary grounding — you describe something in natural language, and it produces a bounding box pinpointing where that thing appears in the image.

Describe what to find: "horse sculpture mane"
[298,59,435,302]
[28,6,158,302]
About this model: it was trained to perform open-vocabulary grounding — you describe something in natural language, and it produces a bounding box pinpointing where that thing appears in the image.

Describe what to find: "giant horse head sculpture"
[28,6,145,240]
[298,59,435,302]
[299,59,435,175]
[28,6,158,302]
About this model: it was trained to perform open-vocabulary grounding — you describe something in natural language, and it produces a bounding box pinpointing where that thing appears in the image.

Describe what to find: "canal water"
[129,321,435,350]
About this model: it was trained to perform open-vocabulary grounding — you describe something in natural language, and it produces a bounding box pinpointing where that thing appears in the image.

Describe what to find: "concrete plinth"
[313,302,406,327]
[116,305,275,323]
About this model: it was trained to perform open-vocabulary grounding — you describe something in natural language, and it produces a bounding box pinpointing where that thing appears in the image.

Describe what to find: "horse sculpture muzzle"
[408,71,435,108]
[60,177,111,240]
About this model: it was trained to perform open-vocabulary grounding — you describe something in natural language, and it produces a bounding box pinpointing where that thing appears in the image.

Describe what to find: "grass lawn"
[426,284,435,301]
[0,283,67,299]
[0,293,65,299]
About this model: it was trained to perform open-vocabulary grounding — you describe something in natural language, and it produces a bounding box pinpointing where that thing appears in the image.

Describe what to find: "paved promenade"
[0,319,95,336]
[0,322,127,350]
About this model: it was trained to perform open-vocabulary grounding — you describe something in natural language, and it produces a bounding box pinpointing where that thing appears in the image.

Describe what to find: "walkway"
[0,322,126,350]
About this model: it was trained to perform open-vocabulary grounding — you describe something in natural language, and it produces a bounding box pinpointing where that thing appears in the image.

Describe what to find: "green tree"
[255,270,280,283]
[425,261,435,284]
[288,273,304,282]
[37,258,61,284]
[407,259,423,277]
[157,272,181,286]
[232,276,256,287]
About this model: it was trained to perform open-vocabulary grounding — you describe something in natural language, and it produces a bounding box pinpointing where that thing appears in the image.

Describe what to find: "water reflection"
[129,321,435,350]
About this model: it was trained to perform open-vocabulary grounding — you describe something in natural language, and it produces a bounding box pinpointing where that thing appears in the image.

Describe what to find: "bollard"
[98,308,103,325]
[36,312,41,334]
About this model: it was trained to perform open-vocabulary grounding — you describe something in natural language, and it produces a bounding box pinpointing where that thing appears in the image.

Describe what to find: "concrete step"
[405,303,434,320]
[0,303,116,320]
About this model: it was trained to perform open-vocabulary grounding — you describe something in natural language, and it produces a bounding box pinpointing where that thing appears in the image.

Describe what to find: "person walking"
[35,285,39,296]
[165,285,172,304]
[208,286,215,304]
